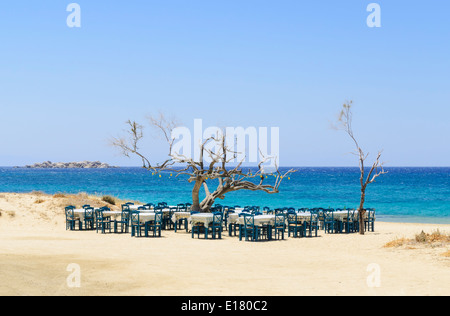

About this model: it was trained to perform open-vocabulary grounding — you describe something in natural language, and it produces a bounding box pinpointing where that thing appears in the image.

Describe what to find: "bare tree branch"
[335,101,388,235]
[112,114,296,212]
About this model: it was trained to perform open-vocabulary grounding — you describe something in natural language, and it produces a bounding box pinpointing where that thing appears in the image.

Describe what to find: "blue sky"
[0,1,449,167]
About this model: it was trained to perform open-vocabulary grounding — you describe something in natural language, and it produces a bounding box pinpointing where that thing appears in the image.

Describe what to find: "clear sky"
[0,1,449,167]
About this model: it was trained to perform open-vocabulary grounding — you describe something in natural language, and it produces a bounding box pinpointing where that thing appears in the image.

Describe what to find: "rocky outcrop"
[23,161,117,169]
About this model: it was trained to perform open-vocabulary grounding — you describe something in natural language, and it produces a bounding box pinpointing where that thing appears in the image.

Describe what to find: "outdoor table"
[236,215,276,240]
[329,211,356,221]
[295,212,313,221]
[101,211,125,232]
[138,212,156,224]
[102,211,122,220]
[190,213,214,228]
[171,212,191,232]
[73,209,86,221]
[237,214,276,226]
[128,205,145,211]
[227,213,240,225]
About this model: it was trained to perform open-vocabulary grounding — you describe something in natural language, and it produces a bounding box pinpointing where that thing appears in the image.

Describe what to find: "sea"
[0,167,449,224]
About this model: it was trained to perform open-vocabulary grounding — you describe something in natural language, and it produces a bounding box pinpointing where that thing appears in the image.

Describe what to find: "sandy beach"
[0,192,448,296]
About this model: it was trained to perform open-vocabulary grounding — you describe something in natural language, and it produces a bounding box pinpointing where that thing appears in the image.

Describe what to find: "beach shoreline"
[0,192,449,296]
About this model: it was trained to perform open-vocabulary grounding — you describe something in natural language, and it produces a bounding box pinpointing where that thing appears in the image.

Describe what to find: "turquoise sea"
[0,167,449,224]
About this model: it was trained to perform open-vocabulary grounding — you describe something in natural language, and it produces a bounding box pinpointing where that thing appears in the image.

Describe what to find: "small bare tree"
[334,101,388,235]
[111,114,295,212]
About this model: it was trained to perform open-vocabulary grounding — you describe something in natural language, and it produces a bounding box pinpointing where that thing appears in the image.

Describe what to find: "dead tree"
[334,101,388,234]
[111,114,296,212]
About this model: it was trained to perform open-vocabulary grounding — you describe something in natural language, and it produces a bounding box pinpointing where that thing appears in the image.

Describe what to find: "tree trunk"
[200,195,215,212]
[358,189,366,235]
[191,179,203,212]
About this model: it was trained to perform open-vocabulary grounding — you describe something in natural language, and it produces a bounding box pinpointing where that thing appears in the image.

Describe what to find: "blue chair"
[304,213,319,237]
[158,202,167,208]
[287,213,304,238]
[144,203,154,210]
[224,209,235,233]
[82,204,91,209]
[82,207,95,230]
[341,209,356,233]
[130,211,145,237]
[272,213,286,240]
[65,206,78,230]
[274,208,284,215]
[174,213,189,233]
[239,214,261,242]
[145,211,163,237]
[324,210,339,234]
[95,208,112,234]
[229,211,243,237]
[207,212,223,239]
[173,207,189,232]
[191,217,207,239]
[115,210,130,233]
[312,208,324,229]
[121,204,131,212]
[365,208,376,232]
[163,207,177,230]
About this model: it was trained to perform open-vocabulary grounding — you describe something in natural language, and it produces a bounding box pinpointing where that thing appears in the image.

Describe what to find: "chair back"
[346,209,356,221]
[274,208,284,215]
[130,211,140,225]
[122,204,131,211]
[84,207,94,219]
[95,209,104,220]
[366,208,375,220]
[121,210,131,222]
[82,205,91,209]
[212,212,223,226]
[65,207,74,219]
[144,203,154,210]
[154,211,163,224]
[309,212,319,224]
[324,210,334,221]
[287,213,300,226]
[125,202,134,205]
[243,214,255,228]
[275,213,285,228]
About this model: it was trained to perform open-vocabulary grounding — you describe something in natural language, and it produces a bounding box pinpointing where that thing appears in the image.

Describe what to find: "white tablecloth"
[128,205,145,211]
[171,212,191,223]
[190,213,214,227]
[102,211,123,220]
[73,209,95,221]
[237,215,276,226]
[327,211,357,221]
[137,212,156,224]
